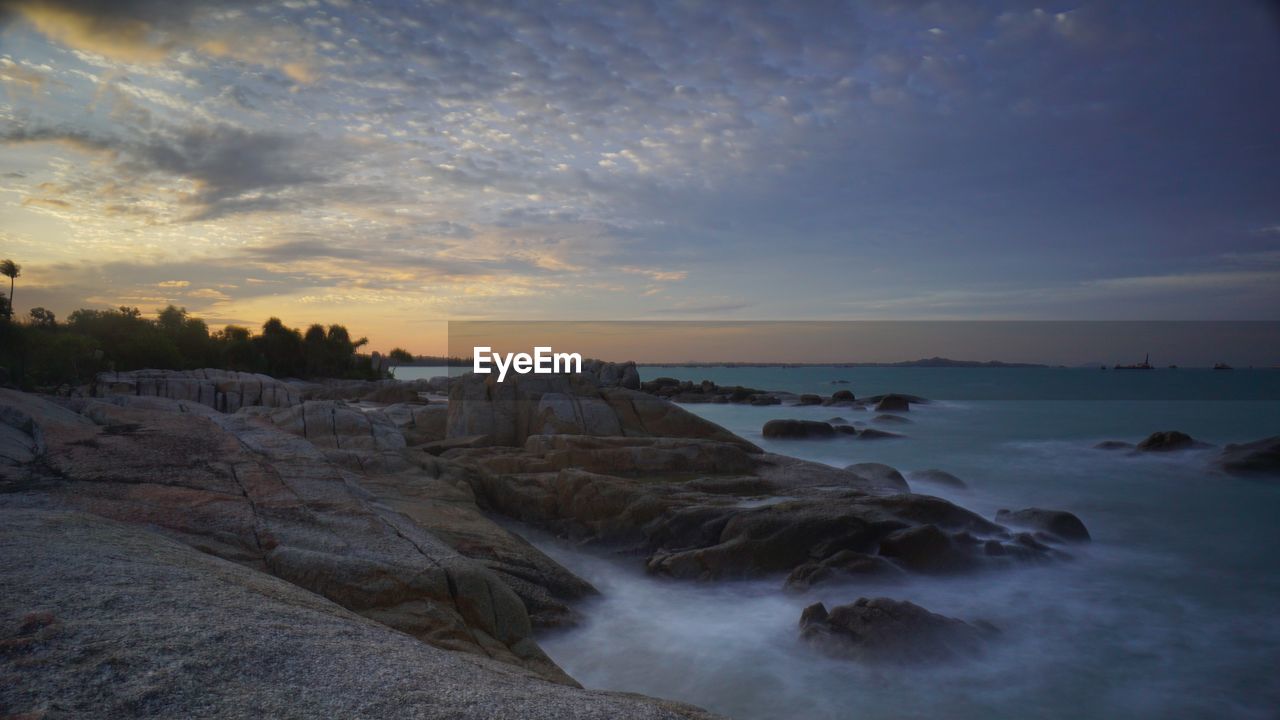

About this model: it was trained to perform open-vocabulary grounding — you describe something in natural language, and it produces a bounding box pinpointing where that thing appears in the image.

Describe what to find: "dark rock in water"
[785,551,900,590]
[857,428,905,441]
[1135,430,1205,452]
[831,389,856,402]
[845,463,908,490]
[995,508,1091,542]
[872,394,911,412]
[796,394,823,406]
[799,597,996,664]
[1214,436,1280,477]
[750,395,782,406]
[873,414,913,425]
[826,416,849,424]
[908,469,967,489]
[833,424,859,435]
[1094,440,1135,450]
[762,419,836,439]
[877,524,970,572]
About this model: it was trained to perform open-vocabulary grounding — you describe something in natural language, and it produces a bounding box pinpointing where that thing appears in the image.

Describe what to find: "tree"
[303,323,329,376]
[215,325,257,371]
[254,317,305,377]
[387,347,414,375]
[28,307,56,328]
[0,259,20,319]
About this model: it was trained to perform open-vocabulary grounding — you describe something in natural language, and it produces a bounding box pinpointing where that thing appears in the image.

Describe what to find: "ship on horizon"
[1114,353,1154,370]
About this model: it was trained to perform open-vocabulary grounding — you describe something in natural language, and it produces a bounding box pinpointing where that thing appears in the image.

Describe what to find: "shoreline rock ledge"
[0,509,722,719]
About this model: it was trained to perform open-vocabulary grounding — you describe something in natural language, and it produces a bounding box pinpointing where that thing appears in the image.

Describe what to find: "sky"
[1,0,1278,355]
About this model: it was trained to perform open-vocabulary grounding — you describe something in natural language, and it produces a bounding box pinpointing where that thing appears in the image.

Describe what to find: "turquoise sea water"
[397,366,1280,719]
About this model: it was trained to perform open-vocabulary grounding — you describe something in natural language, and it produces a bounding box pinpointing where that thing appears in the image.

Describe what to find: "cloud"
[2,0,1279,333]
[620,266,688,282]
[0,58,56,95]
[1,0,315,81]
[1,120,339,220]
[653,300,753,315]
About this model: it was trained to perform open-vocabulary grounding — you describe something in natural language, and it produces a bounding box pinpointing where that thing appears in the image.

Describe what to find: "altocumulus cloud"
[0,0,1277,336]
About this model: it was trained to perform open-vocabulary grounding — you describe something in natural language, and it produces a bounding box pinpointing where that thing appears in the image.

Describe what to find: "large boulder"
[762,419,835,439]
[581,359,641,390]
[844,463,908,490]
[799,598,996,663]
[382,402,450,445]
[1135,430,1201,452]
[92,369,300,412]
[995,508,1091,542]
[1214,436,1280,477]
[907,469,967,489]
[0,509,721,719]
[872,394,911,413]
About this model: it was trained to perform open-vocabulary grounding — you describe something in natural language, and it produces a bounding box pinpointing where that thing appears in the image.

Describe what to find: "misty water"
[398,367,1280,718]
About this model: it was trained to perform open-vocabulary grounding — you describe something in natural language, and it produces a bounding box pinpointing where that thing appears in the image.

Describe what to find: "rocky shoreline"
[3,365,1276,717]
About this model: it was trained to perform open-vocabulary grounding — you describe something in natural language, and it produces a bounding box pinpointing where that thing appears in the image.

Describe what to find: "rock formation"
[0,509,721,719]
[799,598,997,663]
[1213,436,1280,477]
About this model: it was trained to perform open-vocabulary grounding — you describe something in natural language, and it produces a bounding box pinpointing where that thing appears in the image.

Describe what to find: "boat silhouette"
[1115,353,1154,370]
[1213,362,1233,370]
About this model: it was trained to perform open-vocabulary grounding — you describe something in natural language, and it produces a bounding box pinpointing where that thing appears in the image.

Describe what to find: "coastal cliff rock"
[0,509,721,719]
[92,368,300,412]
[0,388,579,683]
[799,598,997,663]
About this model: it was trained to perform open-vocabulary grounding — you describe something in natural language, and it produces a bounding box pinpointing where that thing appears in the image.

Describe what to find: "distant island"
[635,357,1049,368]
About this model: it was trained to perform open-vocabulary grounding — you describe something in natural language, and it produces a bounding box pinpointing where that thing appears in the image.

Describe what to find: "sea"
[393,366,1280,720]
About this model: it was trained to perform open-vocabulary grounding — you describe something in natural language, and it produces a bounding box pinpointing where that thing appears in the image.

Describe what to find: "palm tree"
[0,259,19,318]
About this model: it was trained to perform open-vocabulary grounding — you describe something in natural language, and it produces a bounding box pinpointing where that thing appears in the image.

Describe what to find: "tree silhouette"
[28,307,56,328]
[0,259,18,319]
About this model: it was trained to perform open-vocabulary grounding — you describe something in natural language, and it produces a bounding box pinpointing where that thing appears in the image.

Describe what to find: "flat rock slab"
[0,509,721,720]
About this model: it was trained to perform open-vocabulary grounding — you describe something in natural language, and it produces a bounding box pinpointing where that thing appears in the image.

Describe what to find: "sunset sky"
[1,1,1278,354]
